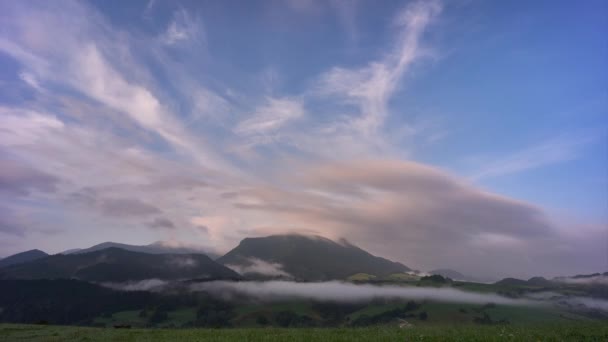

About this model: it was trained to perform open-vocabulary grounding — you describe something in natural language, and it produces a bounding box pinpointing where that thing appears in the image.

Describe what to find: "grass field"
[2,323,608,341]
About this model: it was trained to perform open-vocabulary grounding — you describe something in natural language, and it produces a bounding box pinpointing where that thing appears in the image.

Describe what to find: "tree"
[256,315,269,326]
[148,309,168,324]
[275,311,298,327]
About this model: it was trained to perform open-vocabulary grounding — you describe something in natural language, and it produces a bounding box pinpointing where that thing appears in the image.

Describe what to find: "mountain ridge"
[65,241,220,259]
[0,247,239,282]
[0,249,49,268]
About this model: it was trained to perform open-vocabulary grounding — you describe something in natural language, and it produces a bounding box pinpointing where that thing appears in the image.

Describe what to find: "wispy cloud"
[235,97,305,137]
[316,0,441,136]
[470,135,595,180]
[160,8,206,47]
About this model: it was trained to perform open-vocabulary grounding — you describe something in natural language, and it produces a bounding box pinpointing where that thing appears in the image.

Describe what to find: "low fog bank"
[524,291,608,312]
[554,274,608,285]
[100,280,608,312]
[102,279,168,292]
[565,296,608,311]
[225,258,293,278]
[190,281,533,306]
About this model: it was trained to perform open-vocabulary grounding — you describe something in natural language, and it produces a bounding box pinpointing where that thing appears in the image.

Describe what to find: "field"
[2,323,608,341]
[84,298,600,329]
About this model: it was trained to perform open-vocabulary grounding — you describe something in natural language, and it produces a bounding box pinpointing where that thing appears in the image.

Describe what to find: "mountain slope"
[217,234,410,281]
[0,247,239,282]
[67,241,220,259]
[0,249,48,268]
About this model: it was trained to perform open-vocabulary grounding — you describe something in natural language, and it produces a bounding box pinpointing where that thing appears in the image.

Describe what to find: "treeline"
[0,280,433,328]
[0,279,215,326]
[350,301,424,326]
[0,279,157,325]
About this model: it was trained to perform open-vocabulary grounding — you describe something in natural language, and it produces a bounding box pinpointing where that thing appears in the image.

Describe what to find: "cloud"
[235,97,305,137]
[167,256,198,268]
[560,296,608,312]
[0,1,229,170]
[73,45,193,151]
[160,8,205,46]
[0,108,64,146]
[554,274,608,285]
[0,155,60,197]
[102,278,167,292]
[70,188,166,220]
[470,135,595,180]
[226,257,292,278]
[231,159,605,279]
[0,206,28,237]
[265,0,443,160]
[142,0,157,19]
[315,0,441,136]
[148,217,176,230]
[99,198,161,218]
[192,280,533,305]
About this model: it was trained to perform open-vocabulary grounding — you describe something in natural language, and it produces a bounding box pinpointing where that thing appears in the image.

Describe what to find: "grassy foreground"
[2,323,608,341]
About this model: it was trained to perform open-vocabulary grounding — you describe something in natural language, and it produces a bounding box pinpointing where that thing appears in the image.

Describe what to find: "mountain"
[66,241,220,259]
[217,234,410,281]
[0,247,239,282]
[0,249,48,268]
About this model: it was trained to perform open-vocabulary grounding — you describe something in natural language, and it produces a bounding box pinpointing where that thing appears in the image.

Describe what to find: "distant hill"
[217,234,410,281]
[429,269,468,281]
[495,277,554,287]
[0,247,239,282]
[0,249,48,268]
[526,276,553,286]
[566,272,608,279]
[494,277,529,286]
[66,241,220,259]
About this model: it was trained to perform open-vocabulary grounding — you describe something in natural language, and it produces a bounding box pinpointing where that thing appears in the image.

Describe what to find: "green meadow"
[2,323,608,342]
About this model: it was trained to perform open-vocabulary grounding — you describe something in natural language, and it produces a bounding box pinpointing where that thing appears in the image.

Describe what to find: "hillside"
[217,235,410,281]
[0,248,239,282]
[0,250,48,268]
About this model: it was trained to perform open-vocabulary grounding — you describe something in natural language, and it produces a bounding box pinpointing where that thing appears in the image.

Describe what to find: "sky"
[0,0,606,279]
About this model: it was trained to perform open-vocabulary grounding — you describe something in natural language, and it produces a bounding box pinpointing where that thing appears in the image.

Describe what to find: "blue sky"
[0,0,606,279]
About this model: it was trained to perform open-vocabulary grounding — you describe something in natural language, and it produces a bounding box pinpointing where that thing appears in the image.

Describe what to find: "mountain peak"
[219,234,410,281]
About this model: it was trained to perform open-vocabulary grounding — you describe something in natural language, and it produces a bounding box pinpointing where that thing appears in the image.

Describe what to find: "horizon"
[1,0,607,280]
